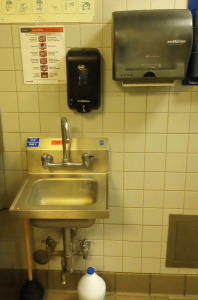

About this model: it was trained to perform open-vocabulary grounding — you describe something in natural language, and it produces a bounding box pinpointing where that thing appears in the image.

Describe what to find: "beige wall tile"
[167,134,188,153]
[125,113,146,133]
[127,0,150,10]
[104,256,122,272]
[125,92,146,112]
[190,113,198,133]
[151,0,174,9]
[168,113,190,133]
[124,172,144,189]
[13,48,22,70]
[80,24,103,47]
[104,240,122,256]
[103,92,124,112]
[3,133,21,151]
[123,241,142,257]
[147,92,169,112]
[187,154,198,172]
[102,0,126,23]
[144,172,165,190]
[166,154,187,172]
[102,48,112,70]
[124,133,145,152]
[124,153,144,171]
[142,258,160,273]
[143,226,162,242]
[103,113,124,132]
[109,189,123,207]
[104,224,122,240]
[145,153,166,171]
[164,191,184,209]
[124,190,143,208]
[142,242,161,258]
[145,134,166,152]
[0,25,12,47]
[18,92,39,112]
[146,113,168,133]
[3,152,22,170]
[65,24,80,47]
[109,171,123,189]
[123,225,142,241]
[144,191,163,208]
[186,173,198,191]
[39,92,60,112]
[0,71,16,91]
[185,192,198,209]
[0,92,18,112]
[143,208,163,225]
[110,153,123,171]
[104,206,123,224]
[19,113,40,133]
[102,24,112,47]
[2,113,19,132]
[123,257,141,272]
[165,173,185,191]
[86,256,104,271]
[40,113,60,133]
[0,49,14,70]
[169,92,191,112]
[124,208,142,225]
[16,71,38,92]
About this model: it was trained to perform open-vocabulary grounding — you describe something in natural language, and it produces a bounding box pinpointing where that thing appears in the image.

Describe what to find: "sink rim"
[9,173,109,220]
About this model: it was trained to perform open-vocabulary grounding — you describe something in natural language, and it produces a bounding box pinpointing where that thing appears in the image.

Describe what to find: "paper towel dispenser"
[112,9,193,87]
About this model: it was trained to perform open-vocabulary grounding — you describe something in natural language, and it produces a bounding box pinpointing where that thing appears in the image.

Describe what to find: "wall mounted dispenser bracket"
[66,48,101,113]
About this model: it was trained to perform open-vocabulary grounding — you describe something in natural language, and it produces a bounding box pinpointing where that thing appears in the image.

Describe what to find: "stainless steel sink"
[9,136,109,228]
[28,178,97,206]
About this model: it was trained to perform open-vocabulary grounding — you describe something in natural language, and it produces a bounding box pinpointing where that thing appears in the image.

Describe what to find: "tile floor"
[45,291,198,300]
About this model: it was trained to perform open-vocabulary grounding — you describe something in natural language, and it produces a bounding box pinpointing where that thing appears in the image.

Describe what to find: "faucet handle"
[82,153,95,168]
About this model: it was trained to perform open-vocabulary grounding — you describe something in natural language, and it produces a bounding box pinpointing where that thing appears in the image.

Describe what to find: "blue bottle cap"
[87,267,95,275]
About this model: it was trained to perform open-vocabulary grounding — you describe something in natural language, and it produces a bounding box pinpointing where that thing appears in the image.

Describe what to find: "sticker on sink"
[99,140,104,145]
[27,138,40,147]
[51,140,63,145]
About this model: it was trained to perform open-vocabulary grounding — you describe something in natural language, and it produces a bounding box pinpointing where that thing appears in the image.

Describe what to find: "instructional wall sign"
[0,0,94,23]
[20,26,66,84]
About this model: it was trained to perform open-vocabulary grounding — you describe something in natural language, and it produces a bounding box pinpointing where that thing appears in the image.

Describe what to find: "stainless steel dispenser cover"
[112,10,193,86]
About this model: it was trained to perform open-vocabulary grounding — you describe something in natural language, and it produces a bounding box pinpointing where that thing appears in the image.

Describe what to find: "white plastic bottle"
[77,267,106,300]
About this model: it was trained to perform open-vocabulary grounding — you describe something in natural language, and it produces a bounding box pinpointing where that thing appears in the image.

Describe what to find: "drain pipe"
[62,228,73,274]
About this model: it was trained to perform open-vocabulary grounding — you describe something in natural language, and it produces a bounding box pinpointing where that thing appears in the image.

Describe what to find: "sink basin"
[28,178,97,206]
[9,137,109,228]
[9,173,108,228]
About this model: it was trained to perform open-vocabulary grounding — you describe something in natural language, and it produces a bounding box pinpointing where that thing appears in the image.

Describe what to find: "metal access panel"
[166,214,198,268]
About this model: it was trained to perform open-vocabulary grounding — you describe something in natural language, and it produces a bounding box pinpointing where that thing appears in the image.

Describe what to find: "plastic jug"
[77,267,106,300]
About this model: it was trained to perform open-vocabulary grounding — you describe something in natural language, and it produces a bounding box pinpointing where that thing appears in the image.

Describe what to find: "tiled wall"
[1,0,198,275]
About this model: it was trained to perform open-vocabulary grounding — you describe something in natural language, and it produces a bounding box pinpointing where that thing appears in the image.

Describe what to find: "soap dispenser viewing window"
[66,48,101,113]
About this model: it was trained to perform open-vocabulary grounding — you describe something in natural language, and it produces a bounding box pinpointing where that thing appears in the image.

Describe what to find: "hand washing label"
[51,140,63,145]
[99,140,104,146]
[27,138,40,147]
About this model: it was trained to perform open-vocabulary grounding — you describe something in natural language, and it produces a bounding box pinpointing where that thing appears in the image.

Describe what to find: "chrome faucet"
[61,117,70,164]
[41,117,94,168]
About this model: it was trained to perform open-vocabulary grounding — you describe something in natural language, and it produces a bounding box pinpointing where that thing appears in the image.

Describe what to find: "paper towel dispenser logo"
[112,9,193,87]
[167,40,187,45]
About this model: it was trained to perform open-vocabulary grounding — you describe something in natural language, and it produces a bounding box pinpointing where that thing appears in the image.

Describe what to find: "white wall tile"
[123,241,142,257]
[104,256,122,272]
[124,153,144,171]
[103,113,124,132]
[124,172,144,189]
[18,92,39,112]
[145,153,166,172]
[142,242,161,258]
[19,113,40,133]
[104,240,122,256]
[103,0,126,23]
[80,24,103,47]
[144,191,163,208]
[127,0,150,10]
[169,92,191,112]
[164,191,184,209]
[143,226,162,242]
[0,25,12,47]
[123,257,141,272]
[0,92,18,112]
[145,134,166,153]
[146,113,168,133]
[124,190,143,208]
[144,172,165,190]
[125,113,146,133]
[143,208,163,225]
[124,208,143,225]
[124,133,145,152]
[123,225,142,241]
[125,92,146,112]
[104,224,122,240]
[167,134,188,153]
[168,113,190,133]
[0,71,16,91]
[166,154,187,172]
[103,92,124,112]
[147,92,169,113]
[65,24,80,47]
[151,0,174,9]
[0,49,14,70]
[165,173,186,191]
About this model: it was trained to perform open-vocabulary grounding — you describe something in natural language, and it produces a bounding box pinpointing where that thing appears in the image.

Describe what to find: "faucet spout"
[61,117,70,163]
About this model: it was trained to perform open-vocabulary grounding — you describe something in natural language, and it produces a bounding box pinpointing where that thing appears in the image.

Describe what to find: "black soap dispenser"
[66,48,101,113]
[191,10,198,78]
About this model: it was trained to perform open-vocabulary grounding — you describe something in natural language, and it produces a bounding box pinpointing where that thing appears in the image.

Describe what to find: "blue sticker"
[99,140,104,146]
[27,138,40,147]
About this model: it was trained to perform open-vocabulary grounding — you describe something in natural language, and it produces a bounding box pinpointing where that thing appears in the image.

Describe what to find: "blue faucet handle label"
[100,140,104,146]
[27,138,40,147]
